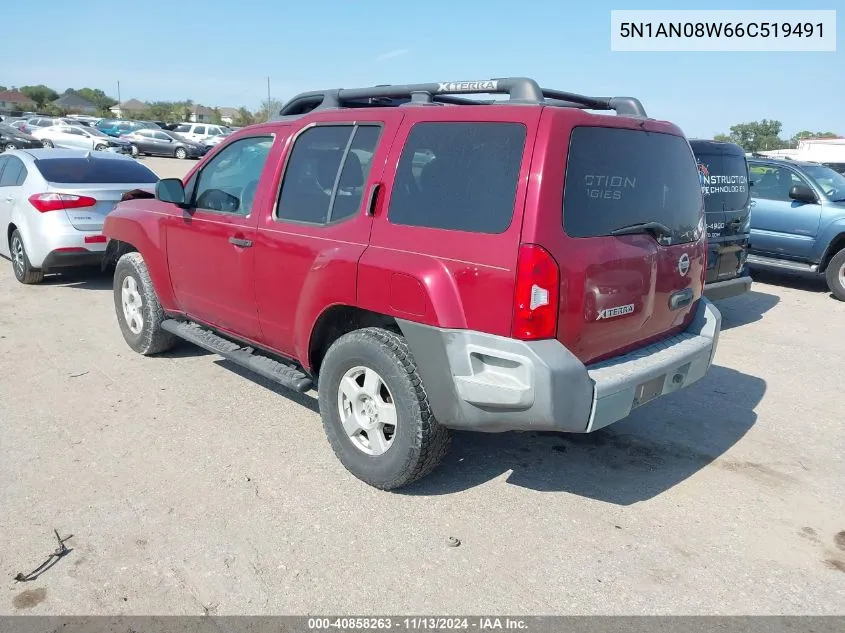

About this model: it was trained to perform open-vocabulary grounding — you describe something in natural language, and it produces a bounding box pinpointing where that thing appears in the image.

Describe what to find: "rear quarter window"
[34,158,159,184]
[563,127,703,245]
[388,122,526,234]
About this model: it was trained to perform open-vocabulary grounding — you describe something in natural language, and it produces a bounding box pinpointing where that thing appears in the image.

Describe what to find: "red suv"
[103,77,721,490]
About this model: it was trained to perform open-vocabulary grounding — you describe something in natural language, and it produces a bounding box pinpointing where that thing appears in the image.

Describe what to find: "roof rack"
[276,77,647,118]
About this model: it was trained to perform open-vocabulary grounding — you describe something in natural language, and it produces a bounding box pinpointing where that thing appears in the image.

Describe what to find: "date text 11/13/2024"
[306,617,529,630]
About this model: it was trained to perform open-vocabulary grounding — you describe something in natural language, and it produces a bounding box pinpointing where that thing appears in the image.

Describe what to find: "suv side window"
[175,125,191,133]
[276,124,382,224]
[0,157,26,187]
[194,126,206,135]
[192,136,274,216]
[388,122,526,234]
[750,164,808,202]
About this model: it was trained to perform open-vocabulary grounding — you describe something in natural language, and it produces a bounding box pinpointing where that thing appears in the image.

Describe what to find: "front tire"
[94,144,107,151]
[4,143,16,152]
[318,327,451,490]
[9,229,44,284]
[113,252,177,355]
[41,139,54,148]
[130,145,139,158]
[174,147,187,160]
[825,248,845,301]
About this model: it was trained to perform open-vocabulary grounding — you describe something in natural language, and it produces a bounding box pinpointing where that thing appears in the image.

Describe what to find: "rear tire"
[174,147,187,160]
[94,144,107,151]
[4,143,16,152]
[9,229,44,284]
[41,139,54,148]
[113,252,177,355]
[318,327,451,490]
[825,248,845,301]
[130,145,139,158]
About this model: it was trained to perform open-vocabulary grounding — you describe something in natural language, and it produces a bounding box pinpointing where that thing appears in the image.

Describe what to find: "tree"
[0,86,7,92]
[713,120,788,152]
[714,133,731,143]
[65,87,118,116]
[234,106,255,127]
[255,98,282,122]
[20,85,59,109]
[211,107,224,125]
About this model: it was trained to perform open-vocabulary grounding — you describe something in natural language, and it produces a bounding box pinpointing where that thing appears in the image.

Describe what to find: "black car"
[122,128,207,159]
[689,139,753,300]
[0,123,42,151]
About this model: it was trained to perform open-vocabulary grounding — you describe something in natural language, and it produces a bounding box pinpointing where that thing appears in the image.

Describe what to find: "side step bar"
[746,254,818,273]
[161,320,313,393]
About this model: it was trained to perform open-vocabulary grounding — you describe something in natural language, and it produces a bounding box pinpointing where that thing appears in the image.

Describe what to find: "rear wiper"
[610,221,673,239]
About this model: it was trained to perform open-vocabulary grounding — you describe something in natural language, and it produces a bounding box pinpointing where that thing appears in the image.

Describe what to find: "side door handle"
[364,182,382,216]
[228,236,252,248]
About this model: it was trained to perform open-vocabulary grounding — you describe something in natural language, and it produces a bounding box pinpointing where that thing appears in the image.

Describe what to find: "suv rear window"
[388,122,526,234]
[563,127,702,245]
[34,157,159,184]
[695,151,749,212]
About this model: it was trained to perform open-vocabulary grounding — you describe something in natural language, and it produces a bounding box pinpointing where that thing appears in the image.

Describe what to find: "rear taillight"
[511,244,560,340]
[28,193,97,212]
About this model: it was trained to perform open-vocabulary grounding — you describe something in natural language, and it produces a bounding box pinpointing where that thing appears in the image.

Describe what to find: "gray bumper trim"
[703,275,753,301]
[396,298,721,434]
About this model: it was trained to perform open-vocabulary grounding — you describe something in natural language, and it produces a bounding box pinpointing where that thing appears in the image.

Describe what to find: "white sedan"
[31,124,132,154]
[0,149,158,284]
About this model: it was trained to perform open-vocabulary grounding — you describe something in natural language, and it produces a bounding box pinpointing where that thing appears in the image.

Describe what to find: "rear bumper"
[703,275,753,301]
[397,298,721,433]
[41,249,105,271]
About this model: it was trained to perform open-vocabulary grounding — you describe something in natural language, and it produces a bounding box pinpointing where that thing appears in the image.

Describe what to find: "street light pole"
[267,76,271,121]
[117,80,122,116]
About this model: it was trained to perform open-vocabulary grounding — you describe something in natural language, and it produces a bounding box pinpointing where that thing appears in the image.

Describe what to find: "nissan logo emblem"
[678,253,690,276]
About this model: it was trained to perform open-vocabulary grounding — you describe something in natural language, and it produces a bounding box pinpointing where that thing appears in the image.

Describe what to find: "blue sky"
[4,0,841,138]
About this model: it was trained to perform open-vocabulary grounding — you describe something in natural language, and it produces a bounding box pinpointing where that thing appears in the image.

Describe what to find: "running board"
[161,320,313,392]
[746,254,818,273]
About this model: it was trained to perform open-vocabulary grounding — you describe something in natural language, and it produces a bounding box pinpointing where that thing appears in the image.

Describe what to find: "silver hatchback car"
[0,149,159,284]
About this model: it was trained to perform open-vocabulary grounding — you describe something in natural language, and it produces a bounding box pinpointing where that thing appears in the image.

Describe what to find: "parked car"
[0,124,42,151]
[6,119,34,135]
[689,139,753,300]
[172,123,231,144]
[120,129,207,159]
[31,125,132,154]
[746,157,845,300]
[96,119,159,138]
[201,130,232,149]
[0,149,159,284]
[25,116,77,131]
[102,77,721,490]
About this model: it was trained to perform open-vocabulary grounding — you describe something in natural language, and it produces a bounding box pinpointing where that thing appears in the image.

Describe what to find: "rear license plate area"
[632,375,665,408]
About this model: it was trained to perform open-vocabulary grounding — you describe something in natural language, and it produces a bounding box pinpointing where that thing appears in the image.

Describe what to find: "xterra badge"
[596,304,635,320]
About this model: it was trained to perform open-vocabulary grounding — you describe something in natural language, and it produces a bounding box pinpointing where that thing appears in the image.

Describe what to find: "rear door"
[254,111,405,360]
[747,161,822,259]
[528,117,706,365]
[692,144,751,283]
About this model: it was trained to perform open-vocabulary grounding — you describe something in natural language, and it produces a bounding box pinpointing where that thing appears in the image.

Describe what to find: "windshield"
[803,164,845,201]
[563,127,703,245]
[694,152,749,212]
[34,157,159,184]
[85,126,108,137]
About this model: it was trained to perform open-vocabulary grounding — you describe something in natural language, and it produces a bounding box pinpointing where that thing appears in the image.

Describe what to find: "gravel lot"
[2,156,844,615]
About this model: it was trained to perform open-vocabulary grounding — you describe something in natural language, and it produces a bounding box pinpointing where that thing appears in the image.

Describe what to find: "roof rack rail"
[276,77,647,118]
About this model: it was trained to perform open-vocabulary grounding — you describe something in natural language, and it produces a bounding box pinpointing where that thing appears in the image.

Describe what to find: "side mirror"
[789,184,817,204]
[156,178,187,205]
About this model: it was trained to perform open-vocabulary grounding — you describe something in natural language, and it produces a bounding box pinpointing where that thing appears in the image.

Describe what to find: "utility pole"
[267,76,272,121]
[117,80,122,117]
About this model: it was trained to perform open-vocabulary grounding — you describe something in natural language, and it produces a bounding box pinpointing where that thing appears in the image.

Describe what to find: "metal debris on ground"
[447,536,461,547]
[13,529,73,582]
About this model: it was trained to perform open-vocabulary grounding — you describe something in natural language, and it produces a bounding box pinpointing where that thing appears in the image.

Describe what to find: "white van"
[172,123,231,144]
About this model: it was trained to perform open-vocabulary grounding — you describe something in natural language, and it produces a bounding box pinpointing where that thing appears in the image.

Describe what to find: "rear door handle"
[228,236,252,248]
